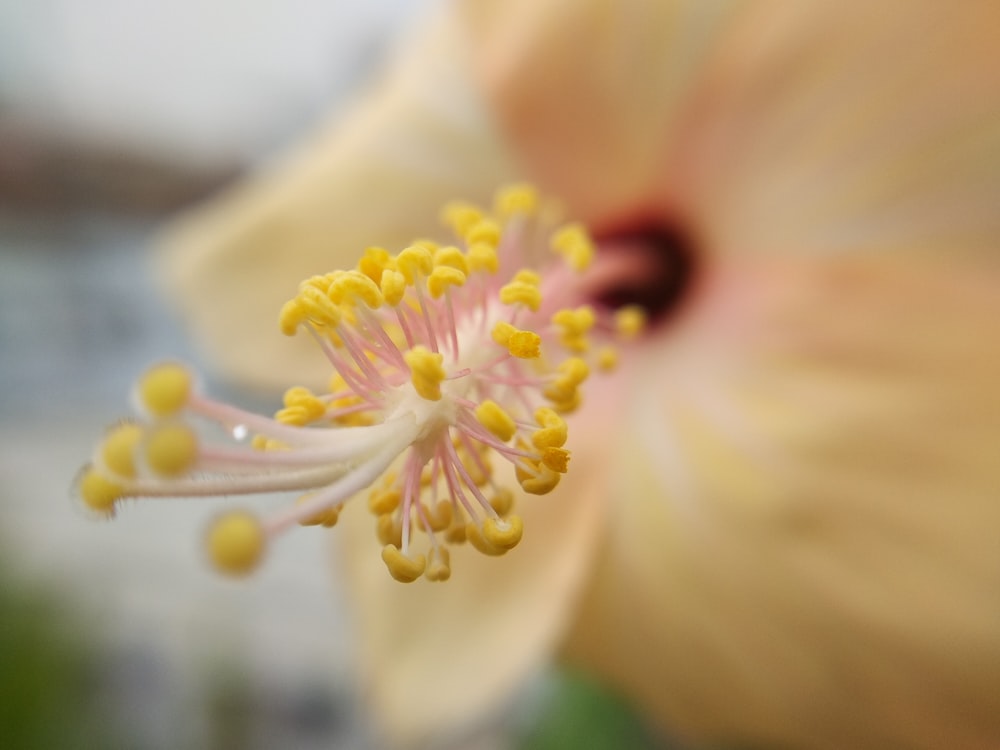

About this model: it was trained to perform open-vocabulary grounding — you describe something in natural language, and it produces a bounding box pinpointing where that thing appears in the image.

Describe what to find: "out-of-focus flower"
[153,1,1000,749]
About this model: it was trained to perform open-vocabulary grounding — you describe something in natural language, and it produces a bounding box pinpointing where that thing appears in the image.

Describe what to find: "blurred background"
[0,1,671,748]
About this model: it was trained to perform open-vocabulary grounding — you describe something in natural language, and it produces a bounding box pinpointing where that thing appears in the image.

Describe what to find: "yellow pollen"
[551,223,595,272]
[615,305,647,338]
[357,246,394,284]
[499,280,542,311]
[296,495,340,527]
[101,422,144,478]
[466,522,507,556]
[427,265,466,298]
[466,242,499,274]
[380,269,407,306]
[419,500,453,532]
[425,547,451,582]
[532,408,568,449]
[441,201,484,237]
[465,219,501,247]
[541,446,571,473]
[144,423,198,477]
[494,183,539,218]
[381,545,426,583]
[483,515,523,550]
[517,462,562,494]
[207,512,266,576]
[433,245,469,274]
[329,270,384,309]
[508,330,542,359]
[278,299,304,335]
[396,244,434,283]
[597,346,619,371]
[489,488,515,517]
[376,514,403,547]
[137,363,192,417]
[78,468,124,515]
[297,286,342,328]
[404,346,446,401]
[282,386,326,421]
[368,488,401,515]
[475,400,517,441]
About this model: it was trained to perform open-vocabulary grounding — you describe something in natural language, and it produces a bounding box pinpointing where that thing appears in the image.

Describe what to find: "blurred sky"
[0,0,433,165]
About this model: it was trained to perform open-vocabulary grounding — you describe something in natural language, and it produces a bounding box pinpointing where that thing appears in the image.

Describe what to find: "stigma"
[75,185,644,582]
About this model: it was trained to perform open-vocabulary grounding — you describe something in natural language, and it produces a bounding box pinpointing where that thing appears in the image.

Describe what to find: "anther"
[381,545,426,583]
[207,511,266,576]
[137,363,192,417]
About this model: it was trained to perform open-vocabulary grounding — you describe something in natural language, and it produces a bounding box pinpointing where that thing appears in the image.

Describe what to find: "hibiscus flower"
[131,0,1000,748]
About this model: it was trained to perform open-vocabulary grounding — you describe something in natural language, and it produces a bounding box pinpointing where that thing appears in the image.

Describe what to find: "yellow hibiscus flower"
[105,1,1000,748]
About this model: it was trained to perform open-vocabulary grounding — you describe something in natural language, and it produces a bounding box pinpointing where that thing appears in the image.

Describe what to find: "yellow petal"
[563,258,1000,749]
[156,6,519,391]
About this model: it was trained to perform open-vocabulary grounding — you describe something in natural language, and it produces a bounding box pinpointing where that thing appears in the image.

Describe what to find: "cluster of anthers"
[75,185,645,582]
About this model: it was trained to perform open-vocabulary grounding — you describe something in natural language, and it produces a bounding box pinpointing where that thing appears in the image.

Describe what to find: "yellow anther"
[615,305,647,338]
[491,321,516,347]
[532,408,568,449]
[551,223,595,271]
[298,272,340,295]
[596,346,619,371]
[297,286,341,327]
[101,422,144,478]
[466,242,499,274]
[376,514,403,547]
[558,357,590,385]
[404,346,446,401]
[445,517,468,544]
[396,244,434,283]
[549,391,581,414]
[427,266,467,298]
[489,488,515,517]
[78,467,124,515]
[541,447,571,473]
[380,269,407,306]
[296,495,340,527]
[425,547,451,582]
[368,488,401,515]
[494,183,539,219]
[357,246,394,284]
[206,511,265,576]
[283,386,326,421]
[499,280,542,311]
[144,423,198,477]
[552,306,596,336]
[513,269,541,286]
[483,515,523,550]
[465,219,502,247]
[441,201,484,237]
[329,270,384,309]
[507,330,542,359]
[419,500,453,532]
[381,545,426,583]
[466,522,507,556]
[275,405,310,426]
[278,299,305,335]
[517,462,562,494]
[433,245,469,274]
[137,363,192,417]
[475,400,517,441]
[458,445,491,485]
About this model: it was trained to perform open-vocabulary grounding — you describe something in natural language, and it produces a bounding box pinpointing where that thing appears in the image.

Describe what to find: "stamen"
[75,184,632,582]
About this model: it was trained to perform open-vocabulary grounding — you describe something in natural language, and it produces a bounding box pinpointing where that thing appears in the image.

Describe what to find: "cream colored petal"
[335,385,618,748]
[458,0,739,224]
[662,0,1000,258]
[563,257,1000,750]
[157,6,519,391]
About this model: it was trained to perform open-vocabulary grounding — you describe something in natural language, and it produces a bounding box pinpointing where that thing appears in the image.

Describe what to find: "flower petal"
[157,6,520,390]
[563,257,1000,749]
